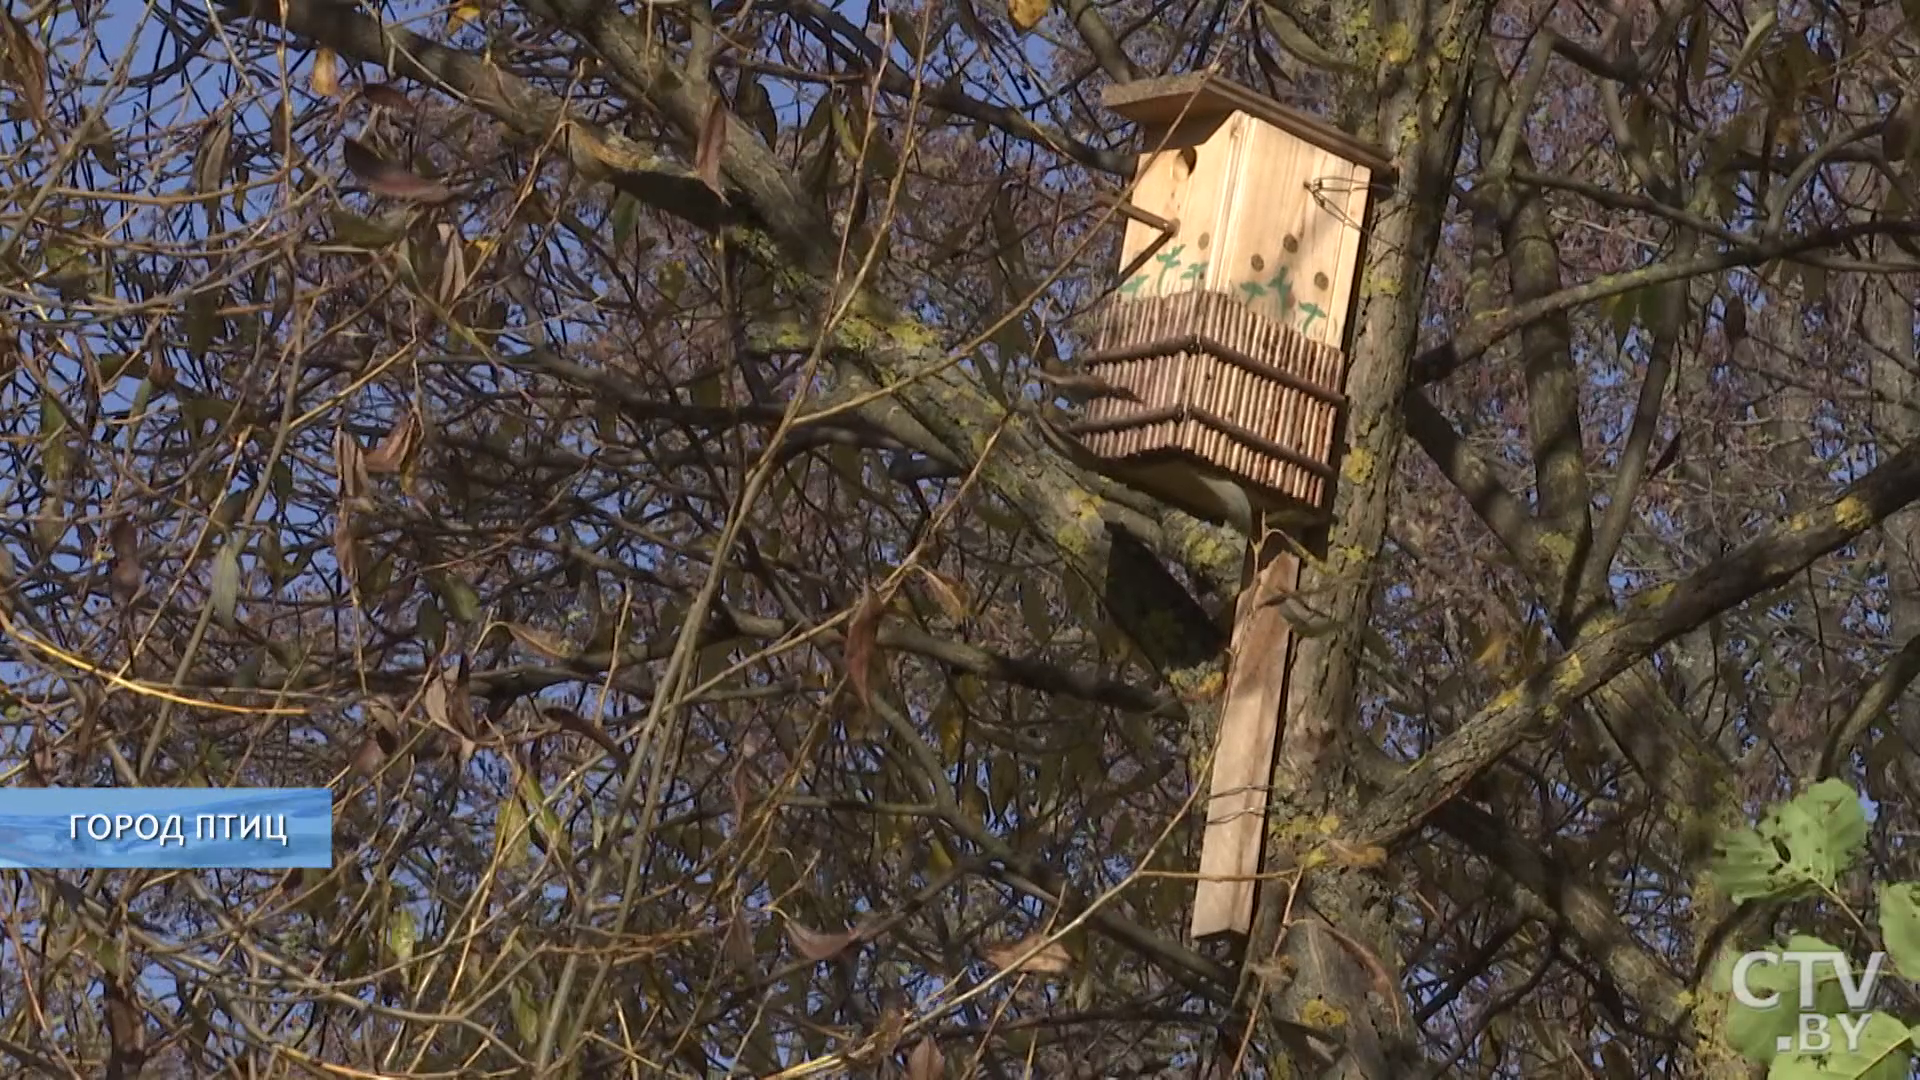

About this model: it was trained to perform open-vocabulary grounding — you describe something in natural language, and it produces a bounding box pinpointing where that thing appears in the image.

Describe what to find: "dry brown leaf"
[435,223,469,306]
[423,667,478,758]
[506,622,575,661]
[916,568,968,622]
[334,427,368,500]
[723,913,756,972]
[906,1038,943,1080]
[539,706,626,766]
[845,591,883,711]
[786,920,857,962]
[342,136,452,203]
[1321,839,1387,869]
[311,48,340,98]
[350,734,386,777]
[361,83,414,111]
[332,512,361,588]
[729,761,752,821]
[0,13,49,131]
[108,520,141,603]
[363,410,419,474]
[192,116,233,200]
[695,96,730,200]
[1723,293,1748,343]
[980,935,1073,976]
[1007,0,1048,31]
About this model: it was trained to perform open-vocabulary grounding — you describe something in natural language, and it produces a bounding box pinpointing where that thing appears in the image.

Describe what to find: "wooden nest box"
[1075,75,1392,522]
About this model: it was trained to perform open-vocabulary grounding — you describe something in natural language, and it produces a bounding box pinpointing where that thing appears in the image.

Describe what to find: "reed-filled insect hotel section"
[1072,75,1389,517]
[1077,291,1346,507]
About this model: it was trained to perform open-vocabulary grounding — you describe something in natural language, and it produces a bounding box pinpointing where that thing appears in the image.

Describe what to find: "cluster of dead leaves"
[978,932,1073,976]
[0,12,48,132]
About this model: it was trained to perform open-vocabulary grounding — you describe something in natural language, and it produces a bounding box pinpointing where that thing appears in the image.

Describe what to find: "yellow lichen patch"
[1380,22,1414,65]
[1539,531,1576,566]
[1553,653,1584,691]
[1364,268,1402,298]
[1490,686,1523,712]
[1298,997,1349,1030]
[1341,447,1375,485]
[1833,495,1873,532]
[1181,669,1226,702]
[1330,544,1371,570]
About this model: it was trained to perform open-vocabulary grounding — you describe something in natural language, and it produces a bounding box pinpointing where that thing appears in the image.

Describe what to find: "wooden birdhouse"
[1075,76,1394,943]
[1074,75,1392,522]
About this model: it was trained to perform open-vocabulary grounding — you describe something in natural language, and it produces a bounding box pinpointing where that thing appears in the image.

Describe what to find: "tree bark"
[1245,4,1489,1074]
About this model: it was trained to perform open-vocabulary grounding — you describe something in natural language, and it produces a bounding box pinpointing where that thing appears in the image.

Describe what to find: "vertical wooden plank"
[1191,538,1301,940]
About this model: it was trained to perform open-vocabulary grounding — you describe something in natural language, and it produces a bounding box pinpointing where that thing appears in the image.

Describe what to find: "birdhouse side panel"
[1114,115,1247,301]
[1210,122,1373,349]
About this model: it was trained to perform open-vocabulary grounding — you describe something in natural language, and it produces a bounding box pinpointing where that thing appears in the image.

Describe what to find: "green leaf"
[1880,883,1920,978]
[1768,1012,1911,1079]
[509,980,540,1047]
[496,789,528,871]
[186,289,221,360]
[610,192,640,246]
[269,459,293,501]
[1600,288,1643,345]
[416,597,446,654]
[1711,780,1867,902]
[328,208,407,248]
[432,573,481,623]
[385,909,416,966]
[210,543,241,627]
[519,770,566,859]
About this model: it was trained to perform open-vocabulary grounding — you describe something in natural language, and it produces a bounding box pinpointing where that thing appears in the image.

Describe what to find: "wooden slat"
[1192,540,1301,940]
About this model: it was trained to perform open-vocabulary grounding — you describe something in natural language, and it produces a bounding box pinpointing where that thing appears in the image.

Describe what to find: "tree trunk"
[1246,6,1488,1074]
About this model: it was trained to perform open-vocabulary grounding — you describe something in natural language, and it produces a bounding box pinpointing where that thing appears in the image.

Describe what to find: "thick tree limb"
[1434,802,1690,1031]
[1356,439,1920,845]
[1817,631,1920,779]
[1409,221,1920,387]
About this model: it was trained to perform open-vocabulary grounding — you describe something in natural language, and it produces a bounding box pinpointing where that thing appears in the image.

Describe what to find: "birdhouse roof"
[1102,75,1396,186]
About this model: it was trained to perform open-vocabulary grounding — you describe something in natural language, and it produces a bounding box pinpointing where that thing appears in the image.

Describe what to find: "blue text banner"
[0,788,333,869]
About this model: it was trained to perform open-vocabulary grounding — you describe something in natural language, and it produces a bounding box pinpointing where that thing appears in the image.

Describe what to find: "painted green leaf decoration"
[1239,281,1266,300]
[1767,1012,1911,1079]
[1118,275,1146,295]
[1710,780,1868,903]
[1267,266,1294,307]
[1299,302,1327,334]
[1878,883,1920,978]
[1153,245,1184,289]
